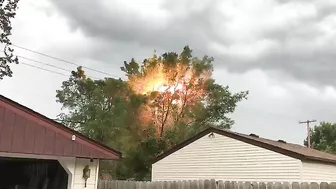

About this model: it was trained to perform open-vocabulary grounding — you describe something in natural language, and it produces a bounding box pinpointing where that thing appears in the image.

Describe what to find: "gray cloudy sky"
[1,0,336,144]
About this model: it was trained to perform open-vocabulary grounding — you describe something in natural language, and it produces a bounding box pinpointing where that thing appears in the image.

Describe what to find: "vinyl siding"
[58,157,76,189]
[301,161,336,183]
[152,133,301,182]
[49,157,100,189]
[73,158,99,189]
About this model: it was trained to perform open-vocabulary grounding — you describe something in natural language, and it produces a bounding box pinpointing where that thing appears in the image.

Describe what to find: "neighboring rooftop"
[154,127,336,165]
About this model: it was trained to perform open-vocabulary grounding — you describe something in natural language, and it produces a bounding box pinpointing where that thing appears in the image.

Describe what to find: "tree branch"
[175,85,188,124]
[159,82,179,137]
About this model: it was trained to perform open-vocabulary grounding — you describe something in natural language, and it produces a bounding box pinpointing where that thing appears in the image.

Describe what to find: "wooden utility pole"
[299,119,317,148]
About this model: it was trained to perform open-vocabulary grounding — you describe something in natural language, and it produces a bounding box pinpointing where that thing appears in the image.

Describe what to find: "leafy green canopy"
[56,46,248,180]
[305,122,336,154]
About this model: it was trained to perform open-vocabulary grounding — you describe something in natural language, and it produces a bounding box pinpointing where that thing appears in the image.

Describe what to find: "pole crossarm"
[299,119,317,148]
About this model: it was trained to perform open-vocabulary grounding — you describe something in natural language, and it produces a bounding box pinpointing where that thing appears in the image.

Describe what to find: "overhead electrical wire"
[17,55,100,79]
[11,43,120,78]
[18,55,71,73]
[19,61,70,77]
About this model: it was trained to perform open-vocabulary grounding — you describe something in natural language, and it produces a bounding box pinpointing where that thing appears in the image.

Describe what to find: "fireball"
[128,61,209,135]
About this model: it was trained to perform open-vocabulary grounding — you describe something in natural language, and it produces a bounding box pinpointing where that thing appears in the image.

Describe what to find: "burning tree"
[121,46,248,137]
[56,46,248,180]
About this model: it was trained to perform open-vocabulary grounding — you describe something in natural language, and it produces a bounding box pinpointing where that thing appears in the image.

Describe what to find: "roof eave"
[302,156,336,165]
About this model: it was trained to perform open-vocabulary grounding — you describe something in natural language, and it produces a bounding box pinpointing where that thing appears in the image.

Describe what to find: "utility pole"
[299,119,317,148]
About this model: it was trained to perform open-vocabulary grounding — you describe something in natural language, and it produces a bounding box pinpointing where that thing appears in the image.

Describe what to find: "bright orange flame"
[130,63,190,97]
[128,61,211,134]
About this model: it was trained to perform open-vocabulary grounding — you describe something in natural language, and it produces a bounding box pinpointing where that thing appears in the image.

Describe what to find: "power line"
[2,49,105,79]
[20,60,101,80]
[1,50,72,73]
[20,61,70,77]
[11,44,119,78]
[299,119,317,148]
[13,54,101,79]
[18,55,71,72]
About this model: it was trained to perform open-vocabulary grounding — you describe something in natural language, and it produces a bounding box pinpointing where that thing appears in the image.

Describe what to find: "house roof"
[154,127,336,165]
[0,94,122,160]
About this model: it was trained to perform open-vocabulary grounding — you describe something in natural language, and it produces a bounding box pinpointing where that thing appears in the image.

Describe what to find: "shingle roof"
[153,127,336,165]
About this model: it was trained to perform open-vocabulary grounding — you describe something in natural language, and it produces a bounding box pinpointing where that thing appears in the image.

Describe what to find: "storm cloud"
[3,0,336,145]
[49,0,336,86]
[50,0,227,52]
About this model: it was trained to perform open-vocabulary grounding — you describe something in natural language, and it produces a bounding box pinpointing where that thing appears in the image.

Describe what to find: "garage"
[0,95,122,189]
[0,157,68,189]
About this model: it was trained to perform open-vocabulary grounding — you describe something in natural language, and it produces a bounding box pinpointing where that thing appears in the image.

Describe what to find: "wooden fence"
[98,180,336,189]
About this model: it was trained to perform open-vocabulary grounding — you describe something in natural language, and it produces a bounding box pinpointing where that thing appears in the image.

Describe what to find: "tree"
[121,46,248,137]
[304,122,336,154]
[56,46,248,180]
[0,0,20,80]
[56,67,149,180]
[56,67,145,148]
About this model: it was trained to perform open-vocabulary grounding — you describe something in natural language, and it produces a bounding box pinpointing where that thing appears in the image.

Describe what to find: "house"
[152,127,336,183]
[0,94,121,189]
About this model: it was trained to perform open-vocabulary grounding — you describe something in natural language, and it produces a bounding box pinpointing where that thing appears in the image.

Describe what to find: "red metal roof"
[0,95,121,160]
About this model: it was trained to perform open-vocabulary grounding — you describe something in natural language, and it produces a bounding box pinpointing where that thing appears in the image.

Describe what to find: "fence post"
[238,182,244,189]
[310,182,319,189]
[210,180,216,189]
[292,182,300,189]
[243,182,251,189]
[266,182,273,189]
[224,181,232,189]
[232,182,238,189]
[259,182,266,189]
[128,181,137,189]
[188,181,192,189]
[199,180,205,189]
[182,180,189,189]
[171,181,178,189]
[217,181,224,189]
[97,180,103,189]
[301,182,309,189]
[191,180,199,189]
[275,182,283,189]
[329,183,336,189]
[251,182,258,189]
[204,180,211,189]
[283,182,291,189]
[320,183,330,189]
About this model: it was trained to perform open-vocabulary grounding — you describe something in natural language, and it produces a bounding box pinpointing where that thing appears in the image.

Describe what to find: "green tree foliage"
[56,46,248,180]
[0,0,19,80]
[304,122,336,154]
[56,67,145,148]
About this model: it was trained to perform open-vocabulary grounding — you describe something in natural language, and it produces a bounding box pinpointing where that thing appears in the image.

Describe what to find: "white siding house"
[152,128,336,183]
